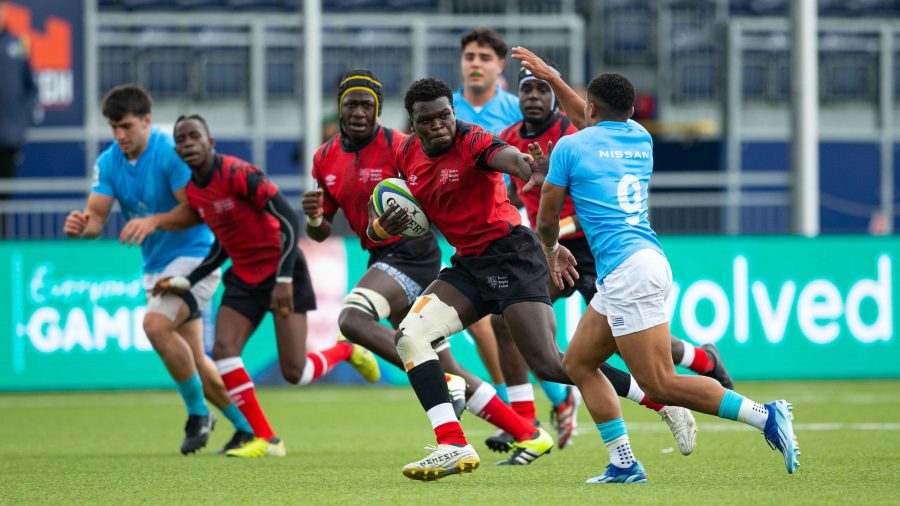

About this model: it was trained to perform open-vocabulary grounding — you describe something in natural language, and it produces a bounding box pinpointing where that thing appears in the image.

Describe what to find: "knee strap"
[342,287,391,320]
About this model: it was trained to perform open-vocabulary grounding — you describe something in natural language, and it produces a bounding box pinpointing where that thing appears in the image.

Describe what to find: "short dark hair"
[586,73,635,119]
[460,27,508,59]
[101,84,152,121]
[404,78,453,116]
[174,114,211,136]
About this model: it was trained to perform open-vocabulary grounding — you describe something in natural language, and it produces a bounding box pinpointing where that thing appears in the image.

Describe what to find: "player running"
[375,77,604,480]
[120,114,380,458]
[537,72,799,483]
[485,63,702,453]
[512,47,736,389]
[302,69,552,466]
[64,84,254,455]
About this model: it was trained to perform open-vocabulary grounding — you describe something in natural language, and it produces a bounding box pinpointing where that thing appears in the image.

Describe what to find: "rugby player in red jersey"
[120,114,380,458]
[302,70,553,463]
[373,77,570,480]
[486,64,699,454]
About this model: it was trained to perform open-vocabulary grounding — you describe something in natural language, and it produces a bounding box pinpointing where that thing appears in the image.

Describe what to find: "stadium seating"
[267,48,298,98]
[201,49,249,97]
[122,0,178,10]
[226,0,287,9]
[176,0,229,9]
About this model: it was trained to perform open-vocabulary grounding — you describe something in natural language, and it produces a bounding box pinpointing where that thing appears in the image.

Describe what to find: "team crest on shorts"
[486,275,509,289]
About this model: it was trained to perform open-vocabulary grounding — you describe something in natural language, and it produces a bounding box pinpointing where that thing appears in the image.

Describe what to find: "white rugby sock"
[678,342,696,368]
[738,399,769,431]
[607,436,636,469]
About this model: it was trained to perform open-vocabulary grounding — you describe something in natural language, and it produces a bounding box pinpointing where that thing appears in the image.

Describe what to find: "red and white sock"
[625,375,666,413]
[295,341,354,386]
[678,341,714,374]
[216,357,276,441]
[507,383,537,423]
[427,403,468,446]
[467,382,536,442]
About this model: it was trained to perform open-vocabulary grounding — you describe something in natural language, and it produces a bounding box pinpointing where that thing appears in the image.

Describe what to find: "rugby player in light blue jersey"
[536,73,800,483]
[63,84,254,455]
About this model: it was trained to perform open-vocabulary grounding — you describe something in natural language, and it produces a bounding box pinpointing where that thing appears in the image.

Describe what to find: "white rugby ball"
[372,178,429,238]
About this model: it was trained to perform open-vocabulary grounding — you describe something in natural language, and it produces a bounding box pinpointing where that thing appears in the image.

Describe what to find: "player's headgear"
[338,69,384,118]
[518,62,561,111]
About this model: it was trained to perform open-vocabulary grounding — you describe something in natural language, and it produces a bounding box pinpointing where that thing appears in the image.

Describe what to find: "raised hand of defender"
[63,210,91,238]
[523,141,553,192]
[271,281,294,318]
[301,188,324,218]
[512,47,557,82]
[546,243,579,291]
[152,276,191,297]
[120,216,159,246]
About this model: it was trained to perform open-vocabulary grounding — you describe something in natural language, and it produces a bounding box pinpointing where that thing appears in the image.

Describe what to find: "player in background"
[511,47,734,390]
[302,69,552,464]
[538,72,799,483]
[451,28,572,414]
[63,84,254,455]
[485,63,698,454]
[453,27,521,134]
[120,115,380,458]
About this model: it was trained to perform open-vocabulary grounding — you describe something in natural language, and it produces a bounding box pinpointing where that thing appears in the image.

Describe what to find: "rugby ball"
[372,178,429,238]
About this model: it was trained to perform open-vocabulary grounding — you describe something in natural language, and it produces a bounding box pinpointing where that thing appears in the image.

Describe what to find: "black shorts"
[437,225,551,317]
[221,250,317,327]
[367,232,442,305]
[559,235,598,303]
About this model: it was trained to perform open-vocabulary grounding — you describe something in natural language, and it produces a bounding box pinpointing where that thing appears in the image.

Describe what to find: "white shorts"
[589,248,672,337]
[143,256,221,322]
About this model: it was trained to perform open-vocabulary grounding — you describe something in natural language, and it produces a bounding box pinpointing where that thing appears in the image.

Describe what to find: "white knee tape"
[342,287,391,320]
[396,294,464,371]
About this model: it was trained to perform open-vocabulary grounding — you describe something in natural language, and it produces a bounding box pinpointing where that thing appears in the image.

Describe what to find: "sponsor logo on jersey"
[598,150,651,159]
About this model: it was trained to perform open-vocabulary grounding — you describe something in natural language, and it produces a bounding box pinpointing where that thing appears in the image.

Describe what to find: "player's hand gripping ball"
[371,178,430,238]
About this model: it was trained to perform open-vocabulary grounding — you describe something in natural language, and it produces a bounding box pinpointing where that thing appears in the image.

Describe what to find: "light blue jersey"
[92,127,213,274]
[453,84,522,134]
[546,119,662,283]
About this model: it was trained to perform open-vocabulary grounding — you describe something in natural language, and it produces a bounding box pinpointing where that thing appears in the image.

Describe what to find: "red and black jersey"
[500,113,583,240]
[312,126,406,250]
[395,120,520,257]
[186,154,281,285]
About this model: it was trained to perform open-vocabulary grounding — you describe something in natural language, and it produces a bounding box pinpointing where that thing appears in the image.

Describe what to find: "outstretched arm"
[488,141,553,192]
[512,46,588,130]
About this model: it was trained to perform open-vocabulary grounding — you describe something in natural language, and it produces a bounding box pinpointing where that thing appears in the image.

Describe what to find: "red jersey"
[186,154,282,285]
[395,121,519,257]
[500,113,583,240]
[312,127,406,250]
